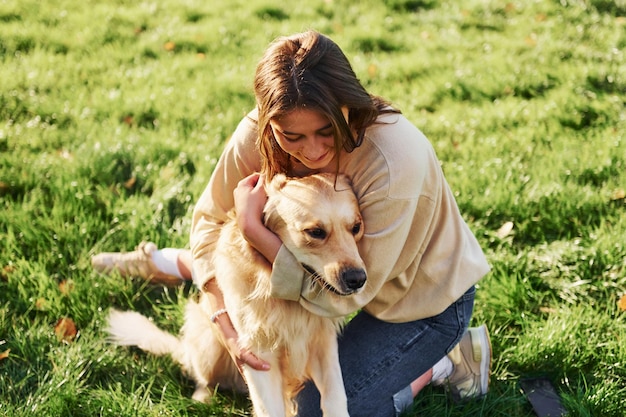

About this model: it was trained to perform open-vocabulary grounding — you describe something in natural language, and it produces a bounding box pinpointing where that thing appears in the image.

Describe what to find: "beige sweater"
[191,110,490,322]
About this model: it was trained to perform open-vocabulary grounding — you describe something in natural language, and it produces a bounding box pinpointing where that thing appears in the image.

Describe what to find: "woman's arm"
[233,173,282,264]
[190,112,261,289]
[190,111,270,370]
[203,278,270,371]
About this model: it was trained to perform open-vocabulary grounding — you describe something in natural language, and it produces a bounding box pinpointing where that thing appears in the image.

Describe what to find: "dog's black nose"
[342,268,366,291]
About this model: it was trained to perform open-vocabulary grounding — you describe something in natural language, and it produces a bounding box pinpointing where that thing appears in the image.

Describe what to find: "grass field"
[1,0,625,416]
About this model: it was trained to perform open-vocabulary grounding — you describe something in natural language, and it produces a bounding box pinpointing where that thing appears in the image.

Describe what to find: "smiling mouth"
[302,151,331,164]
[301,264,348,296]
[307,153,327,162]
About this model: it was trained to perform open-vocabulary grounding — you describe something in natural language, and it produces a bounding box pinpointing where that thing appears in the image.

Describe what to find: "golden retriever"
[106,173,367,417]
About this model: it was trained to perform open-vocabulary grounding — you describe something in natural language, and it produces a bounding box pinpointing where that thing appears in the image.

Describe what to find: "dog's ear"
[263,173,288,231]
[267,173,289,195]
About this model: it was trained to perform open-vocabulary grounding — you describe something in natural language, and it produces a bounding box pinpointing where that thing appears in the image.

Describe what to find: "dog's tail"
[106,309,182,358]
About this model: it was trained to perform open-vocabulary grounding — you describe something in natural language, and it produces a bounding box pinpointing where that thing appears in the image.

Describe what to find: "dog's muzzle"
[302,264,367,296]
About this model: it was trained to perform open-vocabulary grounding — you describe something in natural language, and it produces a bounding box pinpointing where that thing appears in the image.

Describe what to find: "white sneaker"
[435,325,492,402]
[91,242,181,286]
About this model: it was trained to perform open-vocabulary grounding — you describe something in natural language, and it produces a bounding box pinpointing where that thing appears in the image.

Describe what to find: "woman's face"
[269,108,337,171]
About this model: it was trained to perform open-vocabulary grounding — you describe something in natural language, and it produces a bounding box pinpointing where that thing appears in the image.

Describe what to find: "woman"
[93,30,492,416]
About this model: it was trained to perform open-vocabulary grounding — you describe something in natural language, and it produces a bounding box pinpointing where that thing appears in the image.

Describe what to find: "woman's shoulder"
[364,113,435,167]
[348,113,440,199]
[245,107,259,123]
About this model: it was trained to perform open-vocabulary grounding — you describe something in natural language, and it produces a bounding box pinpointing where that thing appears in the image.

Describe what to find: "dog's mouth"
[301,264,351,296]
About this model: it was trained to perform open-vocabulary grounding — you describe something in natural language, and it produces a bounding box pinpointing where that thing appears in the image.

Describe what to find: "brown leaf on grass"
[54,317,77,342]
[367,64,378,79]
[35,297,48,311]
[0,349,9,361]
[123,177,137,189]
[1,265,14,281]
[164,41,176,51]
[616,17,626,26]
[618,294,626,311]
[496,221,514,239]
[59,280,74,295]
[525,33,537,47]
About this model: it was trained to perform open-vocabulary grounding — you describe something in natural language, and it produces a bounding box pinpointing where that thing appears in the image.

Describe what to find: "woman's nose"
[305,137,327,155]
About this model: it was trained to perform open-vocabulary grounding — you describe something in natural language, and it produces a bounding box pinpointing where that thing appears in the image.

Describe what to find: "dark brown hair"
[254,30,398,178]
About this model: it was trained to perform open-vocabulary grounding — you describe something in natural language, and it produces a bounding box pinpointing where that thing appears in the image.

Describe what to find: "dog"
[106,172,367,417]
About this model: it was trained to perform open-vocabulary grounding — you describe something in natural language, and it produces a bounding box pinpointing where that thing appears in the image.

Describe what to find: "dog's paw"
[191,386,212,403]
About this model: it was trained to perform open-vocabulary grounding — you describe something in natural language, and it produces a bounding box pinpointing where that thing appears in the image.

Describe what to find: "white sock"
[431,355,454,383]
[151,248,184,279]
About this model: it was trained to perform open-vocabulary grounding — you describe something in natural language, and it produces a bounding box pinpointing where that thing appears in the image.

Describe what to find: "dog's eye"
[352,222,362,235]
[306,228,327,240]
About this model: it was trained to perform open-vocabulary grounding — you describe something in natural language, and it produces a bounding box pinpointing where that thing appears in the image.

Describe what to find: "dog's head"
[264,173,367,296]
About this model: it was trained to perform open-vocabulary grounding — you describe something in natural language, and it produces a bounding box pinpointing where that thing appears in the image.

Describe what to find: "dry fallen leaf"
[59,280,74,295]
[367,64,378,79]
[35,297,48,311]
[54,317,77,342]
[1,265,14,281]
[496,221,514,239]
[0,349,9,361]
[122,115,133,126]
[123,177,137,189]
[619,294,626,312]
[164,41,176,51]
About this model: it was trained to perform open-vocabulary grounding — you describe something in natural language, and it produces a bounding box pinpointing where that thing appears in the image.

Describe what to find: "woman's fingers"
[224,335,270,373]
[239,349,271,371]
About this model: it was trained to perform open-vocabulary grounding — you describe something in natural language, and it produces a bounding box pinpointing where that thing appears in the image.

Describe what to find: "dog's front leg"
[308,336,350,417]
[242,352,286,417]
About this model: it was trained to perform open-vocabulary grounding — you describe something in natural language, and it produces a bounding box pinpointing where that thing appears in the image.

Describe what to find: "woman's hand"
[214,312,271,373]
[233,173,268,241]
[233,173,282,264]
[203,278,270,372]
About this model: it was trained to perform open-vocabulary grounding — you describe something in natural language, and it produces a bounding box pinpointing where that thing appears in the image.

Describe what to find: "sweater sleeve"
[190,112,261,289]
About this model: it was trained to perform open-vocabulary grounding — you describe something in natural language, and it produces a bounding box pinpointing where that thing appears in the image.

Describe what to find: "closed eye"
[283,134,303,142]
[305,228,327,240]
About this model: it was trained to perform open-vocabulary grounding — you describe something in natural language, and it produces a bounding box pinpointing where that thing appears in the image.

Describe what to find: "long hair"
[254,30,398,178]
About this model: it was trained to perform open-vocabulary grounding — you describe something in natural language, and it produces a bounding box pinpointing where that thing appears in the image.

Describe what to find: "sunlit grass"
[1,0,625,416]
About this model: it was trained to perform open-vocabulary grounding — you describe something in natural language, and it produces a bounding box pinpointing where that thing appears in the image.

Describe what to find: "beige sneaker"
[438,324,492,402]
[91,242,182,286]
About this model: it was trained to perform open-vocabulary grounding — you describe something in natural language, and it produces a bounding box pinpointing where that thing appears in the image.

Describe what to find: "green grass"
[1,0,625,415]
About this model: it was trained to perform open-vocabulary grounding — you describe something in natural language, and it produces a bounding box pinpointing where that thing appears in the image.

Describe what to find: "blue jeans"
[295,286,476,417]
